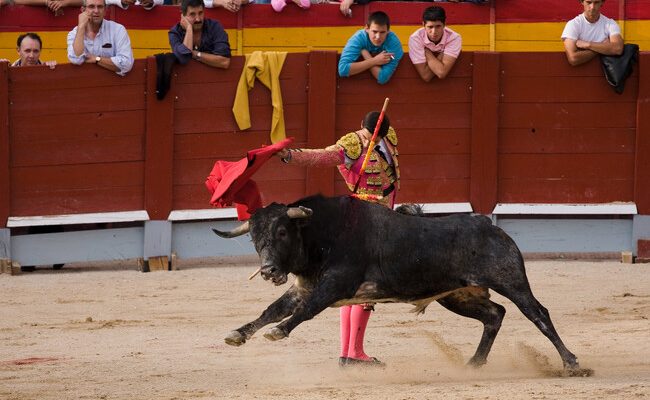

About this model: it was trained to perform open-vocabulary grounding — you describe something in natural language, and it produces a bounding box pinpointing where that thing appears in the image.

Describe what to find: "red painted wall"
[498,52,638,204]
[6,60,147,217]
[1,51,648,227]
[170,54,309,210]
[336,52,474,204]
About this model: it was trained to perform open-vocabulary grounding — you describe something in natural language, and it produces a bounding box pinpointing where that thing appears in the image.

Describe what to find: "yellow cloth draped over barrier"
[232,51,288,143]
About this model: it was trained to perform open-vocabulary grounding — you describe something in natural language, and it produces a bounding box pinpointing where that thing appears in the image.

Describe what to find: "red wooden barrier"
[336,52,474,204]
[635,53,650,214]
[498,52,637,204]
[0,62,9,228]
[470,52,499,215]
[170,53,309,210]
[1,51,647,224]
[305,51,337,197]
[7,60,147,217]
[145,56,174,220]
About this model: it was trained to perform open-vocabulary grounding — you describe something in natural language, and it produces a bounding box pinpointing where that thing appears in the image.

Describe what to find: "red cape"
[205,137,293,220]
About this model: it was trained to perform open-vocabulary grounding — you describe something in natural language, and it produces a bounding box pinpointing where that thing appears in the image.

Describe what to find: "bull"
[213,195,590,376]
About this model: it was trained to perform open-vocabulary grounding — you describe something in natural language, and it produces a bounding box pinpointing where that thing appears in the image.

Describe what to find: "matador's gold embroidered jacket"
[287,127,400,208]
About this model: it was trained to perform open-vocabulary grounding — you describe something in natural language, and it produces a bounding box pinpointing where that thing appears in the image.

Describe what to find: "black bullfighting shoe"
[338,357,349,367]
[344,357,386,369]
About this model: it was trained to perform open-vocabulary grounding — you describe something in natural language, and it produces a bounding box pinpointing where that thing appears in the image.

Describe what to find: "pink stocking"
[339,305,352,357]
[348,305,371,360]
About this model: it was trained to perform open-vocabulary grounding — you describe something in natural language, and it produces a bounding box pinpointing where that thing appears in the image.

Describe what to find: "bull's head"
[212,204,313,286]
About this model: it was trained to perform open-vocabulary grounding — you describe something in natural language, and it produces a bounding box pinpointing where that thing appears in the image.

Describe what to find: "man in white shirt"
[67,0,134,76]
[561,0,623,66]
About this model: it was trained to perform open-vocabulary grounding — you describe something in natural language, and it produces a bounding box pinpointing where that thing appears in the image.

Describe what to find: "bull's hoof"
[467,357,487,368]
[263,327,287,341]
[562,366,594,377]
[224,330,246,347]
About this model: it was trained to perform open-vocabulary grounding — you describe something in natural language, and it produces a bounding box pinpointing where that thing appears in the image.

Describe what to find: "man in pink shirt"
[408,6,462,81]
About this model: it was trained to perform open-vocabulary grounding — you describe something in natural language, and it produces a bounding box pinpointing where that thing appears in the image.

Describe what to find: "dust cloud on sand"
[1,260,649,399]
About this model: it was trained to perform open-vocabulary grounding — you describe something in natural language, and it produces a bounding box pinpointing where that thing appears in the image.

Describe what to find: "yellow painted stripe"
[242,24,490,52]
[0,31,69,50]
[1,24,488,49]
[496,22,566,42]
[128,29,239,49]
[494,21,566,51]
[625,20,650,41]
[243,26,359,48]
[2,21,649,62]
[495,20,650,52]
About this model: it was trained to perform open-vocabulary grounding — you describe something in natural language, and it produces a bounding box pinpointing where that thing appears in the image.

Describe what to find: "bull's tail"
[409,303,429,315]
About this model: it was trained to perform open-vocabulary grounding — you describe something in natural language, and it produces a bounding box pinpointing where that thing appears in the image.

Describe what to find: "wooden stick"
[359,97,389,173]
[248,267,262,280]
[354,98,390,193]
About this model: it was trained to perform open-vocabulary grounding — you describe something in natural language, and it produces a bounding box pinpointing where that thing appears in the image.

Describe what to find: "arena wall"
[2,0,650,266]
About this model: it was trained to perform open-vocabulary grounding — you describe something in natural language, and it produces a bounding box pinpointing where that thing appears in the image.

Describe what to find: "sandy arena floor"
[1,259,649,399]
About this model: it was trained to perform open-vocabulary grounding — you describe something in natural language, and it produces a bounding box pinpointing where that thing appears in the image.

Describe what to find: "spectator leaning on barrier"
[434,0,488,3]
[408,6,461,82]
[338,11,403,85]
[561,0,623,66]
[106,0,161,11]
[67,0,134,75]
[337,0,488,19]
[3,0,83,15]
[169,0,231,69]
[204,0,252,13]
[270,0,309,13]
[8,33,57,69]
[102,0,250,12]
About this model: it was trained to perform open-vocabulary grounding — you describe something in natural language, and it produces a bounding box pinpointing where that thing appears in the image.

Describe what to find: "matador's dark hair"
[363,111,391,138]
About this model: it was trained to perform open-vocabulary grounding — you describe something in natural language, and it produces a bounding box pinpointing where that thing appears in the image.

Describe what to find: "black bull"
[213,195,590,375]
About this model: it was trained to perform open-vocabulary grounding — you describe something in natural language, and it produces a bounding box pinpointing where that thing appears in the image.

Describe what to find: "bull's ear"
[287,206,313,219]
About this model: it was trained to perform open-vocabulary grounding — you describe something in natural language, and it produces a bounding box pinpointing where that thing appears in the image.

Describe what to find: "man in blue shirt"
[338,11,403,85]
[168,0,231,69]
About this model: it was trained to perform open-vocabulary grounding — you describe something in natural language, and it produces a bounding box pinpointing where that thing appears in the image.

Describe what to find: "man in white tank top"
[561,0,623,66]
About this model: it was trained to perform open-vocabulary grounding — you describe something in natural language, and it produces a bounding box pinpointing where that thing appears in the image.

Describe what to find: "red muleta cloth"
[205,137,293,220]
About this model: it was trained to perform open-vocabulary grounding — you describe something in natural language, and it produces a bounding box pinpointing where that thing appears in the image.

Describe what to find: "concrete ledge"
[493,203,637,215]
[168,203,474,222]
[11,227,144,265]
[7,210,150,227]
[495,218,634,254]
[171,220,254,259]
[167,208,237,221]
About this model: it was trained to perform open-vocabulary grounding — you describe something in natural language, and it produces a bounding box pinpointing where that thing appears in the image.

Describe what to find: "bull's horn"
[212,221,250,238]
[287,206,313,219]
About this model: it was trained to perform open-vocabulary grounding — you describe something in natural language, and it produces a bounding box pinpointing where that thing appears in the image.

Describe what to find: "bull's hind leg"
[437,288,506,367]
[494,283,585,374]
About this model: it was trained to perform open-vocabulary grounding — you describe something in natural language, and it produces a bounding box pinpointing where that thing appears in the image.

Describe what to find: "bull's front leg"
[263,279,345,342]
[225,285,306,346]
